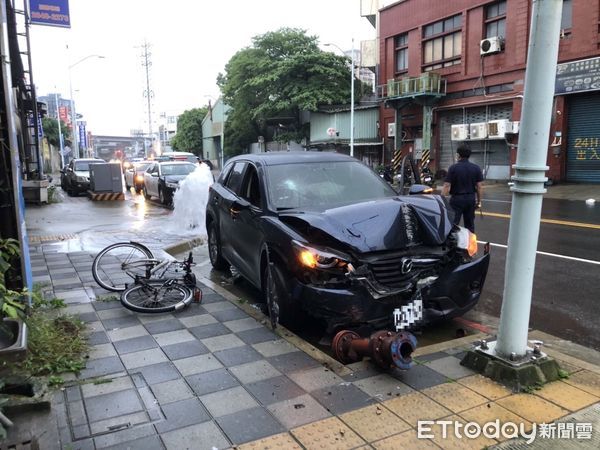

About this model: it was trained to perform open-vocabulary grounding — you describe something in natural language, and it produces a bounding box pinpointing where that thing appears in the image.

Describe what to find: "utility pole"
[140,40,154,156]
[462,0,564,390]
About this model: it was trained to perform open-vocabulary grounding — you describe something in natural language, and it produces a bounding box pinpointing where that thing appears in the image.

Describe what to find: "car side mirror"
[151,172,158,177]
[409,184,434,195]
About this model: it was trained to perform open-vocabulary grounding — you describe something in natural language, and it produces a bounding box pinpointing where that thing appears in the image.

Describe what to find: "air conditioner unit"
[480,36,503,56]
[508,121,520,134]
[487,119,510,139]
[388,123,396,137]
[451,124,468,141]
[470,122,488,140]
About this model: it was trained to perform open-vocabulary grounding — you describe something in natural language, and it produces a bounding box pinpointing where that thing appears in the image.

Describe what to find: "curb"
[163,237,205,256]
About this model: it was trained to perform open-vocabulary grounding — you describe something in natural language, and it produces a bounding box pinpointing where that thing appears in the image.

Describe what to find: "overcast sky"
[30,0,376,136]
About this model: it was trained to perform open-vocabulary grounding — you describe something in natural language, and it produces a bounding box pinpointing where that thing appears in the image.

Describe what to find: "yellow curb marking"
[534,380,600,412]
[457,374,513,401]
[482,211,600,230]
[291,416,366,449]
[429,414,497,450]
[421,383,488,414]
[372,429,441,449]
[383,391,452,427]
[339,404,411,443]
[496,393,569,424]
[562,370,600,397]
[236,432,302,449]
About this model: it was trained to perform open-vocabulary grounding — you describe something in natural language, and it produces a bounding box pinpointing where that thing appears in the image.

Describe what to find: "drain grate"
[29,234,76,244]
[62,373,162,442]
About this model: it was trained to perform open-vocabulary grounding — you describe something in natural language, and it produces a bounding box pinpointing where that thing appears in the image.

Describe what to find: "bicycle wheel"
[120,280,193,313]
[92,242,154,292]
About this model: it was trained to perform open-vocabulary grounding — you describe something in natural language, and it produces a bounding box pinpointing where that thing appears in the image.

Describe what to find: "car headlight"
[165,182,179,189]
[454,227,478,257]
[76,176,88,182]
[292,240,349,269]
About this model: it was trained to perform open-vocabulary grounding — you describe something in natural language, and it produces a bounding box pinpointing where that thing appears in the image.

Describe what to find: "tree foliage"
[42,117,71,148]
[170,107,207,154]
[217,27,358,155]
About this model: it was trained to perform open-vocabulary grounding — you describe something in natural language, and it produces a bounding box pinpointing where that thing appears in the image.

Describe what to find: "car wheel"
[264,263,300,330]
[207,222,229,271]
[143,187,151,200]
[159,187,167,205]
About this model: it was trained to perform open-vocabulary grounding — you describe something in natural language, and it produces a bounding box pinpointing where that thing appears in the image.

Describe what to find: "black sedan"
[206,152,490,333]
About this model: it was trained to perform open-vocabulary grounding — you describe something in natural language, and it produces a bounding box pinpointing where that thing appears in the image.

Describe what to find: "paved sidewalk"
[5,240,600,449]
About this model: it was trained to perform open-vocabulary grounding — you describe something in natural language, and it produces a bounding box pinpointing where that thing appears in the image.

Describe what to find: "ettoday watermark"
[417,420,593,444]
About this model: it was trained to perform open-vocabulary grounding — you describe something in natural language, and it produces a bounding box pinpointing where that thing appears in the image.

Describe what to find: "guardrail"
[378,73,447,99]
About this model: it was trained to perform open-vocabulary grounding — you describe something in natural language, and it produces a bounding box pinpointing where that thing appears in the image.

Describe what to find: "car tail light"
[468,232,478,257]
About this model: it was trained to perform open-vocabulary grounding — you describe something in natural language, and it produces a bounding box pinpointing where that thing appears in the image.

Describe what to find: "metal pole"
[23,1,42,177]
[220,99,225,169]
[55,93,65,168]
[495,0,563,358]
[350,38,355,158]
[68,70,78,158]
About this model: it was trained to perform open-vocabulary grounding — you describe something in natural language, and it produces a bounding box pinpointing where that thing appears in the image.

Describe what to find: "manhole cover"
[62,373,162,441]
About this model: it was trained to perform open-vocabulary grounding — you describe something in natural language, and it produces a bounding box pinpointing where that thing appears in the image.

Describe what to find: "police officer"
[441,145,483,233]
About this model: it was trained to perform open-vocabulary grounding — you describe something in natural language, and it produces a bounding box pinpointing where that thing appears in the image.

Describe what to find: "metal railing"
[378,73,447,99]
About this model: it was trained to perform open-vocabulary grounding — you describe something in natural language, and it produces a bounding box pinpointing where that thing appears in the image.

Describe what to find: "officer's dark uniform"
[444,159,483,232]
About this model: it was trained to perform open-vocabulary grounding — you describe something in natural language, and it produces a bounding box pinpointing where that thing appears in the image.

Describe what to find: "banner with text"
[29,0,70,28]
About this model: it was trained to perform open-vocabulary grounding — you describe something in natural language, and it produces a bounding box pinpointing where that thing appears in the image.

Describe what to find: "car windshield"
[135,163,151,171]
[266,161,398,210]
[161,164,196,176]
[74,161,100,171]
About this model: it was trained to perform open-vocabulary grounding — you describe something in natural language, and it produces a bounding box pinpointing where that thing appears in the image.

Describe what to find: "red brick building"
[378,0,600,183]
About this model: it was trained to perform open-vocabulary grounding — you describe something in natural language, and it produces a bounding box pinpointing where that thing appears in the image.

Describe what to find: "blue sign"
[29,0,71,28]
[78,121,87,149]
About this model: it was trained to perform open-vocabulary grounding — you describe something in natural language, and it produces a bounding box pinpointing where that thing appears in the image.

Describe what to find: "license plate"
[393,298,423,331]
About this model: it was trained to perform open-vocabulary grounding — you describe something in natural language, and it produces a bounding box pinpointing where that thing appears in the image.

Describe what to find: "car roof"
[153,160,196,165]
[227,151,356,166]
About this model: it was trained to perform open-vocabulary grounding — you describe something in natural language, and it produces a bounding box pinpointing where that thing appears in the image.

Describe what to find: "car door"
[143,163,154,195]
[217,161,248,268]
[227,163,265,287]
[147,164,160,196]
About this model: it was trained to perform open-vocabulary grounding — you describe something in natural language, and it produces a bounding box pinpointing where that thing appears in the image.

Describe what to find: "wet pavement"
[6,183,600,449]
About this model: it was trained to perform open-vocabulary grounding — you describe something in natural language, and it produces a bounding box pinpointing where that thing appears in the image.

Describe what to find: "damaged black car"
[206,152,489,333]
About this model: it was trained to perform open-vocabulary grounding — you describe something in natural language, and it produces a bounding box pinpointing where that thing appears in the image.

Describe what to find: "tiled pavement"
[24,243,600,449]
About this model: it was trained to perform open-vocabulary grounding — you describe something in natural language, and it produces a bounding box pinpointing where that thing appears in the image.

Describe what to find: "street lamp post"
[68,54,105,158]
[325,39,355,157]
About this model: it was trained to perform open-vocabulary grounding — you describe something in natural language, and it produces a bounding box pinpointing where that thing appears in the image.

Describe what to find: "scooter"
[420,159,434,187]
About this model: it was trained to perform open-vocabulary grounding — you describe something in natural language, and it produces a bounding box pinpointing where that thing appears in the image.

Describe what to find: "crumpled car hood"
[279,195,452,253]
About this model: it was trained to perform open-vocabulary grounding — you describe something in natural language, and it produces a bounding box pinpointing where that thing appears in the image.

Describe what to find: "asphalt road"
[473,190,600,351]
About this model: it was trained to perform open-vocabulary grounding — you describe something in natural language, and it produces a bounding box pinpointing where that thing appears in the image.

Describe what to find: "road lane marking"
[478,241,600,265]
[481,211,600,230]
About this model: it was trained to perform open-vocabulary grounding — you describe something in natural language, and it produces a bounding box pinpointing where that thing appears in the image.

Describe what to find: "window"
[561,0,572,30]
[485,1,506,38]
[225,162,246,195]
[395,33,408,73]
[423,14,462,71]
[241,165,262,207]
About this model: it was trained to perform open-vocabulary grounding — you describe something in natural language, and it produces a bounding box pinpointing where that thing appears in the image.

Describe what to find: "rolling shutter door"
[438,104,512,180]
[566,93,600,183]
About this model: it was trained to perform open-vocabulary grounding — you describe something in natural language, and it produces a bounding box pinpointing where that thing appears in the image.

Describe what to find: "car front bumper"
[293,252,490,332]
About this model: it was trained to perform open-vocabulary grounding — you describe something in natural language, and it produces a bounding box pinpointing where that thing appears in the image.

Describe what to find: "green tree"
[217,27,357,155]
[170,107,207,154]
[41,117,71,148]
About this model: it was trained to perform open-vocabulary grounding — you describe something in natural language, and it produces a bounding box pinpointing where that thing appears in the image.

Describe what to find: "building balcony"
[378,73,447,103]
